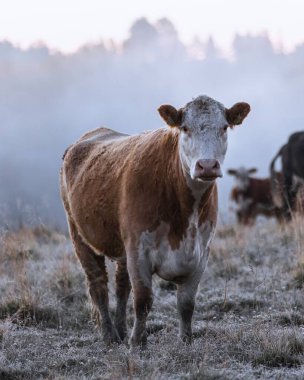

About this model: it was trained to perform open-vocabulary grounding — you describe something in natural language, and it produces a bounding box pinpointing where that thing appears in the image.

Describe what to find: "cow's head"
[158,95,250,182]
[227,167,257,191]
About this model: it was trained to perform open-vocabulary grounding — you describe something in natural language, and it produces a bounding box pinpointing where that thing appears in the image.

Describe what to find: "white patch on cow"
[137,207,215,286]
[235,196,252,213]
[178,95,228,180]
[235,177,248,191]
[230,167,256,192]
[293,174,304,186]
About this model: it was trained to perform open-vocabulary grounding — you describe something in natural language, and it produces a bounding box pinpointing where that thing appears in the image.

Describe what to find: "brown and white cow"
[60,95,250,347]
[228,167,282,224]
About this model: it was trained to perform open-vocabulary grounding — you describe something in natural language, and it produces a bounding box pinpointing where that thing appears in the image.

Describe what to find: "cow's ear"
[158,105,183,127]
[226,102,250,126]
[227,169,237,176]
[248,167,257,174]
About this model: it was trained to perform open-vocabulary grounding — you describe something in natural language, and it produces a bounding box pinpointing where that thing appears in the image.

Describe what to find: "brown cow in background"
[228,167,282,224]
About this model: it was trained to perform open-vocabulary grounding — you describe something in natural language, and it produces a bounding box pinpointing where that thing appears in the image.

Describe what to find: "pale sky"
[0,0,303,52]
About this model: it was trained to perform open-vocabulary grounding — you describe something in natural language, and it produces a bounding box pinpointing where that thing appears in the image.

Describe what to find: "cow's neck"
[176,142,215,208]
[164,146,216,250]
[186,173,215,203]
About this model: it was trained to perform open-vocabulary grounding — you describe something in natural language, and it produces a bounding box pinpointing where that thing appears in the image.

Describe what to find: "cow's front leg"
[114,259,131,341]
[176,272,202,343]
[127,249,153,348]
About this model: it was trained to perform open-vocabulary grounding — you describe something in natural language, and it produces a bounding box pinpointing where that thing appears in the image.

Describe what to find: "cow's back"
[61,127,142,257]
[288,132,304,178]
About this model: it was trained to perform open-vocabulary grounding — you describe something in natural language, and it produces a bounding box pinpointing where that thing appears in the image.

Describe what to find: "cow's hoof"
[103,335,120,346]
[129,335,147,350]
[103,326,121,345]
[115,323,128,342]
[179,333,192,345]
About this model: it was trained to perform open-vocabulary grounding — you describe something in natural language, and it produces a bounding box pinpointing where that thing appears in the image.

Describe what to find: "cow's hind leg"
[114,259,131,341]
[68,220,119,344]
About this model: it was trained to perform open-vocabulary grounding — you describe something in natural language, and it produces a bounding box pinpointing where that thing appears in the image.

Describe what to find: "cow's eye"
[181,126,189,133]
[223,125,229,132]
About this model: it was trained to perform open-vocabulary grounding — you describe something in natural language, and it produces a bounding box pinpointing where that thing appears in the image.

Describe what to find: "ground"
[1,217,304,379]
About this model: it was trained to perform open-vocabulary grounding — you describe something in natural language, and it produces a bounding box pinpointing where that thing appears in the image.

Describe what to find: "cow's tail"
[270,145,286,207]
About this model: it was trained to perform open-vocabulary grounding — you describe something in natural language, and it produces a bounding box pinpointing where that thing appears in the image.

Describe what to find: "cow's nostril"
[196,159,220,170]
[213,161,220,169]
[194,159,222,179]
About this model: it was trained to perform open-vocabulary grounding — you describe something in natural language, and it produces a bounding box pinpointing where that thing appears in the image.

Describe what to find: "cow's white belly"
[138,214,215,283]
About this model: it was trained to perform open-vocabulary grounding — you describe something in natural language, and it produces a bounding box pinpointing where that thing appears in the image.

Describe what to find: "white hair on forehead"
[237,167,252,175]
[184,95,225,114]
[182,95,227,129]
[238,167,248,173]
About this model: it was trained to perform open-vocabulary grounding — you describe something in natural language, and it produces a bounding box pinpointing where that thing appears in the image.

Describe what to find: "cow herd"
[228,131,304,224]
[60,95,303,348]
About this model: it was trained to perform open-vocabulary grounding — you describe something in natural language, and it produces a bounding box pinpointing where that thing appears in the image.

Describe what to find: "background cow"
[228,167,282,224]
[60,95,250,347]
[270,132,304,218]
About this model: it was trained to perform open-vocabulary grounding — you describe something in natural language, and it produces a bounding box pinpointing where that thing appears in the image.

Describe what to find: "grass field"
[1,217,304,379]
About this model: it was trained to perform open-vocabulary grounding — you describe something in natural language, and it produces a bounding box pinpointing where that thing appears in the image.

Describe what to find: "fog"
[1,18,303,229]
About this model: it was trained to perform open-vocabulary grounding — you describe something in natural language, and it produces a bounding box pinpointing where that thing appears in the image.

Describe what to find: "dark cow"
[60,95,250,347]
[270,132,304,218]
[228,167,282,224]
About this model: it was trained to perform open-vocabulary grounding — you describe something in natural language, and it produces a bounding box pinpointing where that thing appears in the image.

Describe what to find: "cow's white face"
[158,95,250,183]
[227,167,257,191]
[179,97,228,181]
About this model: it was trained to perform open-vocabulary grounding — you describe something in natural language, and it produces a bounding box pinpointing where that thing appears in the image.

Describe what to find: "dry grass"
[1,216,304,379]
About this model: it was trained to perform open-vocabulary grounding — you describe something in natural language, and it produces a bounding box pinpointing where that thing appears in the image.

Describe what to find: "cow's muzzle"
[194,159,223,181]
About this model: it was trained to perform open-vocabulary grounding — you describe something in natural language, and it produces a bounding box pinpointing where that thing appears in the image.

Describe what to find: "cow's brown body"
[230,177,282,224]
[61,127,217,345]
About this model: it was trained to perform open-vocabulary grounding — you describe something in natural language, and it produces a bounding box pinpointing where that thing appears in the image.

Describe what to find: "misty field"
[1,218,304,379]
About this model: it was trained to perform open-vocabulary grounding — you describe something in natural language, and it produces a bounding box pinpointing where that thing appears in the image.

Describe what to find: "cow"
[60,95,250,348]
[270,132,304,218]
[228,167,282,224]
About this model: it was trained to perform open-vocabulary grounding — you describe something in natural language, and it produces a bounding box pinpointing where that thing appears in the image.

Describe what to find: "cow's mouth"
[196,175,219,182]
